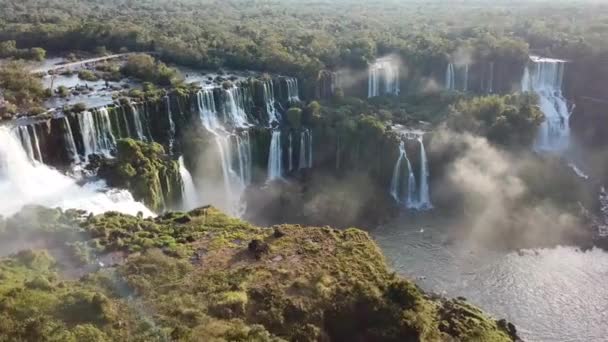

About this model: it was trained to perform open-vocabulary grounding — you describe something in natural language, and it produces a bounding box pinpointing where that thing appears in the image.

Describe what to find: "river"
[372,214,608,342]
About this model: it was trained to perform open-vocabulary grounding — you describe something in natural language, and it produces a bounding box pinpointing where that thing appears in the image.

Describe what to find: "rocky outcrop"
[0,205,520,341]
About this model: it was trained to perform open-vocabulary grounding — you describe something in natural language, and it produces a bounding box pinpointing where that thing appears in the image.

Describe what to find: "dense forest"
[1,0,607,76]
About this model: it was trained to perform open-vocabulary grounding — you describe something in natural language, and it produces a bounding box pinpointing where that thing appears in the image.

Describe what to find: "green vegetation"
[96,139,183,212]
[0,205,519,341]
[0,40,46,60]
[446,94,544,147]
[121,54,182,87]
[0,60,46,118]
[77,69,100,82]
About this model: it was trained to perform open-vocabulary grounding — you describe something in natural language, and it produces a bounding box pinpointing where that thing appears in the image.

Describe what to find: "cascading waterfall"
[0,126,152,217]
[389,135,432,210]
[262,80,280,126]
[17,126,37,163]
[416,136,432,209]
[129,102,146,140]
[445,63,455,90]
[286,77,300,102]
[368,57,400,98]
[288,133,294,172]
[445,63,469,92]
[298,129,313,170]
[389,141,418,207]
[178,156,199,210]
[196,89,251,216]
[235,132,252,186]
[62,117,79,163]
[224,87,250,128]
[522,56,570,152]
[165,96,175,152]
[307,129,313,168]
[267,130,283,181]
[96,107,117,152]
[78,110,100,161]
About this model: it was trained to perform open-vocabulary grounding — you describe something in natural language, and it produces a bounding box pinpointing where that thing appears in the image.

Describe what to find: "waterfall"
[0,126,152,217]
[299,130,306,169]
[286,77,300,102]
[96,107,116,152]
[389,141,418,207]
[224,87,250,128]
[297,129,313,170]
[263,80,280,126]
[78,110,100,161]
[62,117,79,163]
[178,156,199,210]
[198,88,222,131]
[129,102,146,140]
[522,56,570,152]
[390,141,405,202]
[445,63,455,90]
[446,63,468,91]
[416,136,432,209]
[235,132,252,186]
[288,133,294,171]
[267,130,283,181]
[368,57,400,98]
[165,96,175,152]
[196,90,250,216]
[17,126,37,163]
[307,129,313,168]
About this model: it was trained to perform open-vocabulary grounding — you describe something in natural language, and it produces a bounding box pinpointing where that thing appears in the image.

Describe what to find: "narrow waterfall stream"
[267,130,283,181]
[178,156,198,210]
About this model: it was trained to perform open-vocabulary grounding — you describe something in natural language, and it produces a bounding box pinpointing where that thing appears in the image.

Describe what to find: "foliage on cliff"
[0,61,46,119]
[445,93,544,147]
[96,139,183,213]
[0,205,518,341]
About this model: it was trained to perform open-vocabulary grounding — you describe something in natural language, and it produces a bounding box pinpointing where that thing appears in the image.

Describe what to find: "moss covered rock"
[97,139,183,212]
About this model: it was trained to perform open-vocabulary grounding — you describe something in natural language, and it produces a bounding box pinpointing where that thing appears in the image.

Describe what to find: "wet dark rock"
[248,239,269,260]
[497,319,520,341]
[273,227,286,238]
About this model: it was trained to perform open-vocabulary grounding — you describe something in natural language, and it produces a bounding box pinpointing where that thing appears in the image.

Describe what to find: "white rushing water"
[389,140,419,208]
[445,63,456,91]
[298,129,313,170]
[196,89,252,216]
[522,56,571,152]
[224,87,250,128]
[165,96,176,153]
[368,57,400,98]
[286,77,300,102]
[445,63,469,92]
[390,135,432,210]
[178,156,199,210]
[416,136,432,209]
[267,130,283,181]
[97,107,117,152]
[62,117,80,163]
[263,80,280,126]
[0,126,152,217]
[129,102,146,141]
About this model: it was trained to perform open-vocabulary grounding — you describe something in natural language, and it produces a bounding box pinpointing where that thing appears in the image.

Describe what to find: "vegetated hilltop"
[0,205,519,341]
